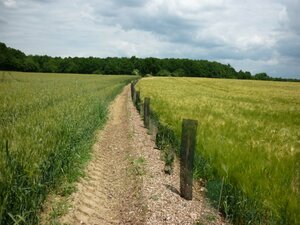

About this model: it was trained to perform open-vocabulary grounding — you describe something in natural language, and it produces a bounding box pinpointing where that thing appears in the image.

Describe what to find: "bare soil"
[56,85,226,225]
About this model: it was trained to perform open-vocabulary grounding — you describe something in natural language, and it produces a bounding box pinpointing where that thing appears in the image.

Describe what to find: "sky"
[0,0,299,78]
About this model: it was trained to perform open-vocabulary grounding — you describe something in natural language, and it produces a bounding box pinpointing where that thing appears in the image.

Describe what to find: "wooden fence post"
[133,89,137,104]
[144,97,150,128]
[131,82,134,100]
[136,91,141,112]
[180,119,198,200]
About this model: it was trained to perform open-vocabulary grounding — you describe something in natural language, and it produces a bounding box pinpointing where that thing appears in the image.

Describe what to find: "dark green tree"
[1,41,298,82]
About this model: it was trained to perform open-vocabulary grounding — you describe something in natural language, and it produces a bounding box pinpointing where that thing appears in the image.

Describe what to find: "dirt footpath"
[59,85,225,225]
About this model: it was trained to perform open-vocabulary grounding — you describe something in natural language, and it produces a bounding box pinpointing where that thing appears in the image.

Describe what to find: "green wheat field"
[137,77,300,224]
[0,72,136,224]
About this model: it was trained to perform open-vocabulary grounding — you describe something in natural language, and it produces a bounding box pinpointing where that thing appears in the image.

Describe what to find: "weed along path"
[58,85,225,225]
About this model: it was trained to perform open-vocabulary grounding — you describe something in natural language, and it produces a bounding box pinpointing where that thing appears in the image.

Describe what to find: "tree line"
[0,42,298,81]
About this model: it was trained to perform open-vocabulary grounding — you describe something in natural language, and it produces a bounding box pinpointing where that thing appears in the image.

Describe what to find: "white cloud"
[2,0,16,8]
[0,0,299,78]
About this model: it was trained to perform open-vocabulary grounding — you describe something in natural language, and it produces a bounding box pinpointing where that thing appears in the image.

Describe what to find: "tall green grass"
[0,71,136,224]
[136,77,300,224]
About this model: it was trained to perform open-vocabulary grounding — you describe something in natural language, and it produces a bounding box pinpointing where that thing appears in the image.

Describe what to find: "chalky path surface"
[60,85,225,225]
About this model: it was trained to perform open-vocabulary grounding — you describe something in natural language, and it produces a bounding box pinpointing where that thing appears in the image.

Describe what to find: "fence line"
[130,81,197,200]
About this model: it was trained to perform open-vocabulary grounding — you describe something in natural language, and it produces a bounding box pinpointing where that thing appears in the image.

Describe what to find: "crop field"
[0,72,136,224]
[136,77,300,224]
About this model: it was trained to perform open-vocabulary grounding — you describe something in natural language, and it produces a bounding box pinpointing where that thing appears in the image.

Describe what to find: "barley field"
[0,71,136,224]
[136,77,300,224]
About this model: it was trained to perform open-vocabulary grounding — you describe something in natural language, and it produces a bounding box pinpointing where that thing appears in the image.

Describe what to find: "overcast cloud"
[0,0,299,78]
